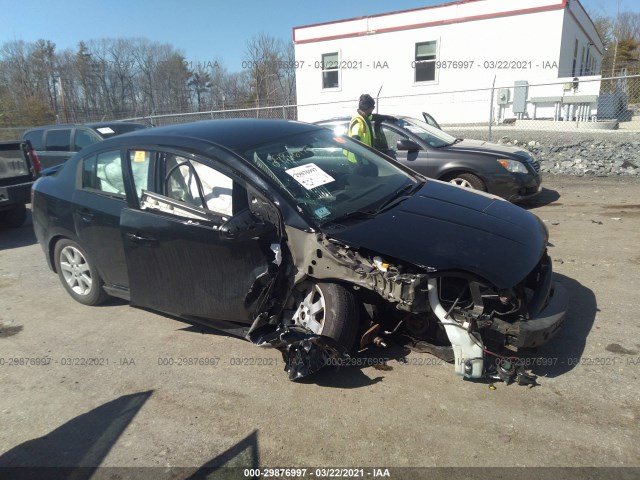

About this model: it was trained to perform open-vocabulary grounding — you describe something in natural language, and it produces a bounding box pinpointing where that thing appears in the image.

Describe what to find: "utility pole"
[610,0,621,76]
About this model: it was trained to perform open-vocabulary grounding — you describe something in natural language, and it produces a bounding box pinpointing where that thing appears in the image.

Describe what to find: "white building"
[293,0,604,125]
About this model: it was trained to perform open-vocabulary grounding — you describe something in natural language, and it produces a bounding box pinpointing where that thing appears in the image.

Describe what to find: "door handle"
[125,232,158,246]
[77,209,94,222]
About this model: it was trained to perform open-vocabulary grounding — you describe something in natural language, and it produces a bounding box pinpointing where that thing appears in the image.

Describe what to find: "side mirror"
[219,209,271,241]
[397,139,422,152]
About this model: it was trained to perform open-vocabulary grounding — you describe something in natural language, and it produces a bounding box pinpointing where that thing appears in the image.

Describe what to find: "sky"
[0,0,637,73]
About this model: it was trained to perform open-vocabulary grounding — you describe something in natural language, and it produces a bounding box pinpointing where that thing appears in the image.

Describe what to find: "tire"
[445,173,485,191]
[0,205,27,228]
[290,281,359,350]
[53,239,108,306]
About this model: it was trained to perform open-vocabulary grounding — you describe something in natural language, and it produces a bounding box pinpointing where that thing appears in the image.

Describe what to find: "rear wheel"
[445,173,485,191]
[290,281,359,350]
[54,239,108,306]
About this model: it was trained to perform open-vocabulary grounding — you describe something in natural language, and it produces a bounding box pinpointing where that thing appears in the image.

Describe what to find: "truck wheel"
[0,205,27,228]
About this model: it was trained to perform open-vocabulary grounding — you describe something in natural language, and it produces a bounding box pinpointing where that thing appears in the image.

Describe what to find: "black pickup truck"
[0,141,41,227]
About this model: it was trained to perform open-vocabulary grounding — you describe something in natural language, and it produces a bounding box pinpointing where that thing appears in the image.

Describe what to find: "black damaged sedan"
[32,119,566,383]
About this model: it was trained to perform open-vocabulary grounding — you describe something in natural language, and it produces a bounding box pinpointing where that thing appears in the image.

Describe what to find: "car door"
[378,123,438,177]
[72,148,130,288]
[120,149,280,323]
[422,112,442,130]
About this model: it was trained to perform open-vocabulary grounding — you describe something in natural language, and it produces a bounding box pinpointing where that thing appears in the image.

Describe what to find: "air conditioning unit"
[497,88,510,105]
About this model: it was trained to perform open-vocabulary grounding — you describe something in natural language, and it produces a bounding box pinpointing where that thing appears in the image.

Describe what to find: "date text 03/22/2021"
[240,59,560,70]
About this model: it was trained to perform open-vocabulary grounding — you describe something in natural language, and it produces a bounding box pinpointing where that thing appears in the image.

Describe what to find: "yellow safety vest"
[346,113,374,163]
[348,113,373,146]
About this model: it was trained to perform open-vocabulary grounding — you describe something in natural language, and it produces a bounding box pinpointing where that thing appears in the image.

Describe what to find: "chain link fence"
[118,74,640,139]
[3,74,640,142]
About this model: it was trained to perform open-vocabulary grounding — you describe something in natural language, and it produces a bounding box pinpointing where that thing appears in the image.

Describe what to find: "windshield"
[241,129,420,225]
[395,117,456,148]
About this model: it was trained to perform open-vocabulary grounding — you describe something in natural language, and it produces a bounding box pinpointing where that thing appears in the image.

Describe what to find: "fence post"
[488,75,496,141]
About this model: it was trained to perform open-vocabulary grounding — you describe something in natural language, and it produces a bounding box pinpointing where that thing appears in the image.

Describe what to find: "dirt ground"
[1,174,639,479]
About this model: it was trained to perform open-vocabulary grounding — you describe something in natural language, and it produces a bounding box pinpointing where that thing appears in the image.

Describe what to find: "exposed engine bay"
[249,228,566,386]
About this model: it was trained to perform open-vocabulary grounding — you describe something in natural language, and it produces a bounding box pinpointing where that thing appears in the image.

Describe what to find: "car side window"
[162,154,234,217]
[81,150,126,197]
[45,129,71,151]
[74,129,101,151]
[380,125,411,152]
[128,150,153,200]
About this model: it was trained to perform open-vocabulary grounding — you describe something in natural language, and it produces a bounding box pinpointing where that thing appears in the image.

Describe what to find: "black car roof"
[24,121,147,131]
[108,119,322,151]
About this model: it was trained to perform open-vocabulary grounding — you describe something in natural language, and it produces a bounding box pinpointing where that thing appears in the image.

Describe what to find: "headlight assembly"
[497,158,529,173]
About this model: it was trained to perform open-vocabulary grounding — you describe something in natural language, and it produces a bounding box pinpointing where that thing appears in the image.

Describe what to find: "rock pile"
[448,126,640,176]
[499,138,640,176]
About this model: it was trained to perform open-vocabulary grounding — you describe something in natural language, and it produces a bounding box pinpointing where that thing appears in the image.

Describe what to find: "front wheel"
[290,281,359,350]
[54,239,108,306]
[444,172,485,191]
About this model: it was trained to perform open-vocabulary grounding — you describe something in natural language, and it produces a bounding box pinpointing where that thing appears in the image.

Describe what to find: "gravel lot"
[1,174,639,479]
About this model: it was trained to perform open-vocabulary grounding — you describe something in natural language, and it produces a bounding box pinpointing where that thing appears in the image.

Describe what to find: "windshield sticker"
[285,163,335,190]
[133,151,147,163]
[96,127,115,135]
[314,206,331,218]
[333,137,346,144]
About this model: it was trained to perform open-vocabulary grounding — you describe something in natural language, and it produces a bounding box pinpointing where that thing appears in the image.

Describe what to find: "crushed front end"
[267,226,568,382]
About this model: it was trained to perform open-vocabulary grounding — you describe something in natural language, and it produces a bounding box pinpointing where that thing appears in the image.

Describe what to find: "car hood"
[326,180,548,289]
[443,139,530,159]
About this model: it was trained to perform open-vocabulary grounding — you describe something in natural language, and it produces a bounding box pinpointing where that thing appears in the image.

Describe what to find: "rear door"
[120,149,279,323]
[72,148,129,288]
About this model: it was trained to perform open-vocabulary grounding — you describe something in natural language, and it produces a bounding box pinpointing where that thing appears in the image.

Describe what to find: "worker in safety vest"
[348,94,376,147]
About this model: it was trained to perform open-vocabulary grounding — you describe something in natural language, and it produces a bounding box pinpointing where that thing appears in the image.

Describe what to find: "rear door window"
[81,150,126,197]
[128,150,153,201]
[45,129,71,152]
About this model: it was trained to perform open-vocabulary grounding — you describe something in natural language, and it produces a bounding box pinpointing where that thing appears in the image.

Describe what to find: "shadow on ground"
[510,272,597,378]
[0,211,36,250]
[520,187,561,209]
[0,391,153,476]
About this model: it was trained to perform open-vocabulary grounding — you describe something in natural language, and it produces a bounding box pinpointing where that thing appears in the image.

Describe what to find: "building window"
[321,52,339,89]
[572,39,578,77]
[414,41,437,82]
[580,46,585,75]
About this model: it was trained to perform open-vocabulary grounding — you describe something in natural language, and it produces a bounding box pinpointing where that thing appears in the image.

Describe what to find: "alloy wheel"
[59,246,92,296]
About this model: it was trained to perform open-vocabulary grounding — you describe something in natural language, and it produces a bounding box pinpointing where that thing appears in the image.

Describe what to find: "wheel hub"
[291,284,325,335]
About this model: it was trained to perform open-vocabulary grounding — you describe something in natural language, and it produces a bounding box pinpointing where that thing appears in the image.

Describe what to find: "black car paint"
[32,119,566,382]
[326,179,546,289]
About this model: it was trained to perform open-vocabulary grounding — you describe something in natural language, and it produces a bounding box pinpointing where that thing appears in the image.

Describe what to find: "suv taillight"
[29,149,42,174]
